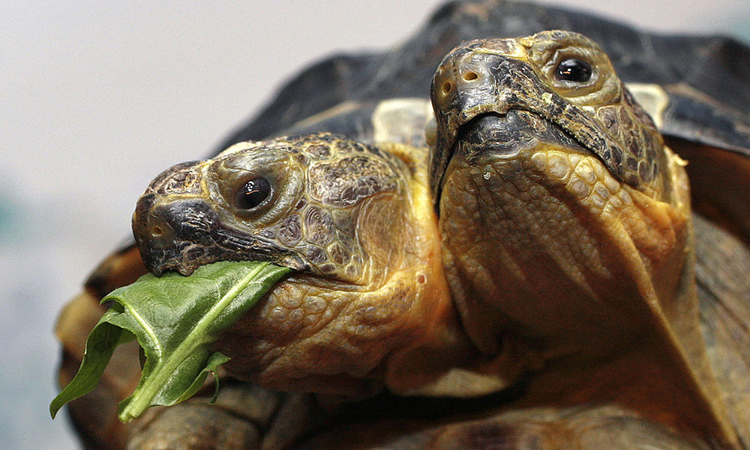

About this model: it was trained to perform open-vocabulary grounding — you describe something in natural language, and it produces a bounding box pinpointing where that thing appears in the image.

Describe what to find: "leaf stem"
[119,263,269,420]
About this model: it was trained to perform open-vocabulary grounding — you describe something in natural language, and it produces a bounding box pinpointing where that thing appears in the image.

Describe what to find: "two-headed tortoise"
[54,1,750,449]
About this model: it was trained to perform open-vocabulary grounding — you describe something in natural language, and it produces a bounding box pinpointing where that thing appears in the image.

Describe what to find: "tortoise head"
[429,30,737,443]
[132,133,473,397]
[430,30,672,203]
[430,30,693,358]
[134,134,401,281]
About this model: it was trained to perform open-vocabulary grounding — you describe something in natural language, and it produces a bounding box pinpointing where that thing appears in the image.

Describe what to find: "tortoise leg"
[125,402,259,450]
[125,383,316,450]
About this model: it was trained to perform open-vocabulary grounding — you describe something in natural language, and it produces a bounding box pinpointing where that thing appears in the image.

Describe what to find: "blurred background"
[2,1,748,448]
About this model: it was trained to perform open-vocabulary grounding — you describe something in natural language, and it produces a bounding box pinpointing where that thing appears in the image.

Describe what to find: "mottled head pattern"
[431,30,669,202]
[133,133,407,283]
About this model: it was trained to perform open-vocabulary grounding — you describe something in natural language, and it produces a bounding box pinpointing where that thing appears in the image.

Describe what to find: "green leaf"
[50,260,291,422]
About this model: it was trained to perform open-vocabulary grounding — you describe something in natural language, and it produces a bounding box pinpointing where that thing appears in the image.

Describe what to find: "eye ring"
[234,177,272,211]
[555,58,593,83]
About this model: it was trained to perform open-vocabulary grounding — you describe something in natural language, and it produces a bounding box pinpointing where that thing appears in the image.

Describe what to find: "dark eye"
[234,177,271,210]
[555,59,593,83]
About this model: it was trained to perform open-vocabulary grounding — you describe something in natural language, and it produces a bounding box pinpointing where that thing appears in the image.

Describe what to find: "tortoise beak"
[428,38,629,207]
[133,194,228,276]
[429,40,534,203]
[132,161,229,276]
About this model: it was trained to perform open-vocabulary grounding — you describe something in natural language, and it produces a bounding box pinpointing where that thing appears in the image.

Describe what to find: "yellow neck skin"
[439,142,737,447]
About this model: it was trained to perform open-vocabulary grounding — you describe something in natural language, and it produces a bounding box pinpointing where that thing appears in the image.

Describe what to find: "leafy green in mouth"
[50,260,291,422]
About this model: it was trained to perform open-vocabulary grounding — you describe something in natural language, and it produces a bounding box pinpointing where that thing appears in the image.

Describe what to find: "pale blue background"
[2,1,748,448]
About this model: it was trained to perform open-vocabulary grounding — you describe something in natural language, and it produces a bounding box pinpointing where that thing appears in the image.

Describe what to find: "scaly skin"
[56,29,749,450]
[118,128,726,450]
[132,133,474,397]
[430,30,738,448]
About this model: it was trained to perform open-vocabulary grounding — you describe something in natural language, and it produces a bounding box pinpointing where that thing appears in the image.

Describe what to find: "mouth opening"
[450,110,590,162]
[433,109,592,211]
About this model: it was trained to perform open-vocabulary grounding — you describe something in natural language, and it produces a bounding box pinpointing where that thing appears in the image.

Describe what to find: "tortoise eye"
[555,59,593,83]
[235,177,271,210]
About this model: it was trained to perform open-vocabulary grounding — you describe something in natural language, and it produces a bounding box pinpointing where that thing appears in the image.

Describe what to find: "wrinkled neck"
[437,145,737,446]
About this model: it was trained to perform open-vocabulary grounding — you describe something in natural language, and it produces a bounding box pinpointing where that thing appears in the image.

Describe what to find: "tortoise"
[53,1,750,449]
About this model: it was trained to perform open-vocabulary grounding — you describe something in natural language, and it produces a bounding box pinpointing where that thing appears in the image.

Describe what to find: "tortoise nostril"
[441,80,454,95]
[462,71,478,81]
[151,225,164,237]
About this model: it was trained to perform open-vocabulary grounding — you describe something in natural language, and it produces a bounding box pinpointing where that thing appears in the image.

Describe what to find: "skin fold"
[55,30,749,450]
[430,30,737,448]
[132,133,477,397]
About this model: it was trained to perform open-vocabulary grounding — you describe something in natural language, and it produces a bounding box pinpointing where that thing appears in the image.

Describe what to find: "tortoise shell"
[55,2,750,449]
